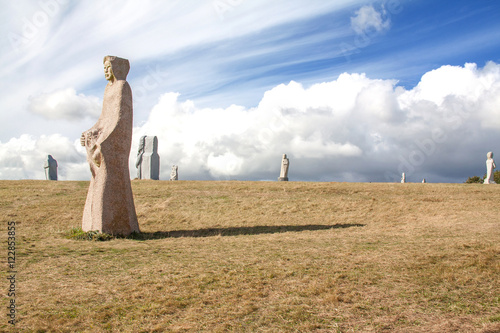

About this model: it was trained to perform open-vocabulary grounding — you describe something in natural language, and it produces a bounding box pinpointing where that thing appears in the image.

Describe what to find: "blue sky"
[1,0,500,182]
[120,0,500,109]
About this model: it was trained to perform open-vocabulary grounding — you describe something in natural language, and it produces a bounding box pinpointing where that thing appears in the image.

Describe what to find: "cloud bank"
[28,88,101,120]
[1,62,499,182]
[0,134,86,180]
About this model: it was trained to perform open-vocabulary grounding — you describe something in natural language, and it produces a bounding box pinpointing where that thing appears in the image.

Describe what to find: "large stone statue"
[135,136,160,180]
[278,154,289,181]
[401,173,406,183]
[483,151,496,184]
[170,165,178,181]
[80,56,140,236]
[135,135,146,179]
[43,155,58,180]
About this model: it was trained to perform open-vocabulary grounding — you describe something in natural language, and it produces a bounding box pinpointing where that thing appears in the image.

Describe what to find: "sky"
[1,0,500,182]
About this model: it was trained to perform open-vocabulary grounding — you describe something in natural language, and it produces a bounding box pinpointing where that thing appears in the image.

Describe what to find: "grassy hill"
[1,180,499,332]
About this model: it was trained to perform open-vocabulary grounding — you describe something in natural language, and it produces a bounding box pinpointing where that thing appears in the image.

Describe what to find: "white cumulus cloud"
[28,88,101,121]
[2,62,500,183]
[128,62,500,182]
[0,134,87,180]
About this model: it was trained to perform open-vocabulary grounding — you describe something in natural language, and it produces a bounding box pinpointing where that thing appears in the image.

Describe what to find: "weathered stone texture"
[278,154,289,181]
[80,56,139,236]
[43,155,58,180]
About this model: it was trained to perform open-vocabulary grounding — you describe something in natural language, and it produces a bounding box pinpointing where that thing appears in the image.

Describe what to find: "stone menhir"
[401,172,406,183]
[136,136,160,180]
[80,55,139,236]
[43,155,58,180]
[483,151,496,184]
[170,165,178,181]
[135,135,146,179]
[278,154,289,181]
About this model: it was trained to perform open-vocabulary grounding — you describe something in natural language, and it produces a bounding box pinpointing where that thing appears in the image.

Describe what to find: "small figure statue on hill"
[278,154,289,181]
[170,165,178,181]
[135,135,146,179]
[43,155,58,180]
[483,152,496,184]
[401,172,406,183]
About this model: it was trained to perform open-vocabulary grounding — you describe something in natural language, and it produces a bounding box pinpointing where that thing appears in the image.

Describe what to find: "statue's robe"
[82,58,139,236]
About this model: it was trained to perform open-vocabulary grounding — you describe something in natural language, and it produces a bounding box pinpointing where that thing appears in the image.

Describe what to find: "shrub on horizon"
[465,170,500,184]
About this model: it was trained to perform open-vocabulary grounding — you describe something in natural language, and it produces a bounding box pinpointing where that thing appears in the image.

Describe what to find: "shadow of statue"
[127,223,365,240]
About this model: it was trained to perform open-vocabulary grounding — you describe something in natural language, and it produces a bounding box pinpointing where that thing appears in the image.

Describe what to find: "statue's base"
[278,177,288,181]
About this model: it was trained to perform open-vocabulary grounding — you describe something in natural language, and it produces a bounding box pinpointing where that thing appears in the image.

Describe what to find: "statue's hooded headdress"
[103,55,130,80]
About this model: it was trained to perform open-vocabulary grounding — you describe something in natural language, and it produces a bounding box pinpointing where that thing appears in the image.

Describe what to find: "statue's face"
[104,61,114,81]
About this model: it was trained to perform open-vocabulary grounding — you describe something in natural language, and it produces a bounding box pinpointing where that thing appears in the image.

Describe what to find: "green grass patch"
[66,227,114,241]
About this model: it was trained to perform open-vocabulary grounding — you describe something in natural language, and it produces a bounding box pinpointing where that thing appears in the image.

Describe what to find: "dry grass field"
[1,180,499,332]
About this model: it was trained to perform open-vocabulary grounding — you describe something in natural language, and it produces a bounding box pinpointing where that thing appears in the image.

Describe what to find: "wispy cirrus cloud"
[0,1,370,139]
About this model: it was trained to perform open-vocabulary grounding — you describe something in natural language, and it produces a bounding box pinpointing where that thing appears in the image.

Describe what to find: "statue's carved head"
[487,151,493,159]
[103,56,130,81]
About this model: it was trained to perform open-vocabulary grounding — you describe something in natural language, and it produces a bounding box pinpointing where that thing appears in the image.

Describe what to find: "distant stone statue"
[136,136,160,180]
[80,56,139,236]
[135,135,146,179]
[484,152,496,184]
[401,173,406,183]
[170,165,178,181]
[278,154,289,181]
[43,155,58,180]
[422,178,426,183]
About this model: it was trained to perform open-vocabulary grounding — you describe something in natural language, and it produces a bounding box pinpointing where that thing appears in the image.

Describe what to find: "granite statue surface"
[278,154,289,181]
[136,136,160,180]
[43,155,58,180]
[484,152,496,184]
[80,56,139,236]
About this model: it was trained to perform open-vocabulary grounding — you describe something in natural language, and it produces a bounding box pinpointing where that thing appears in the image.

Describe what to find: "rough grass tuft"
[66,227,114,241]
